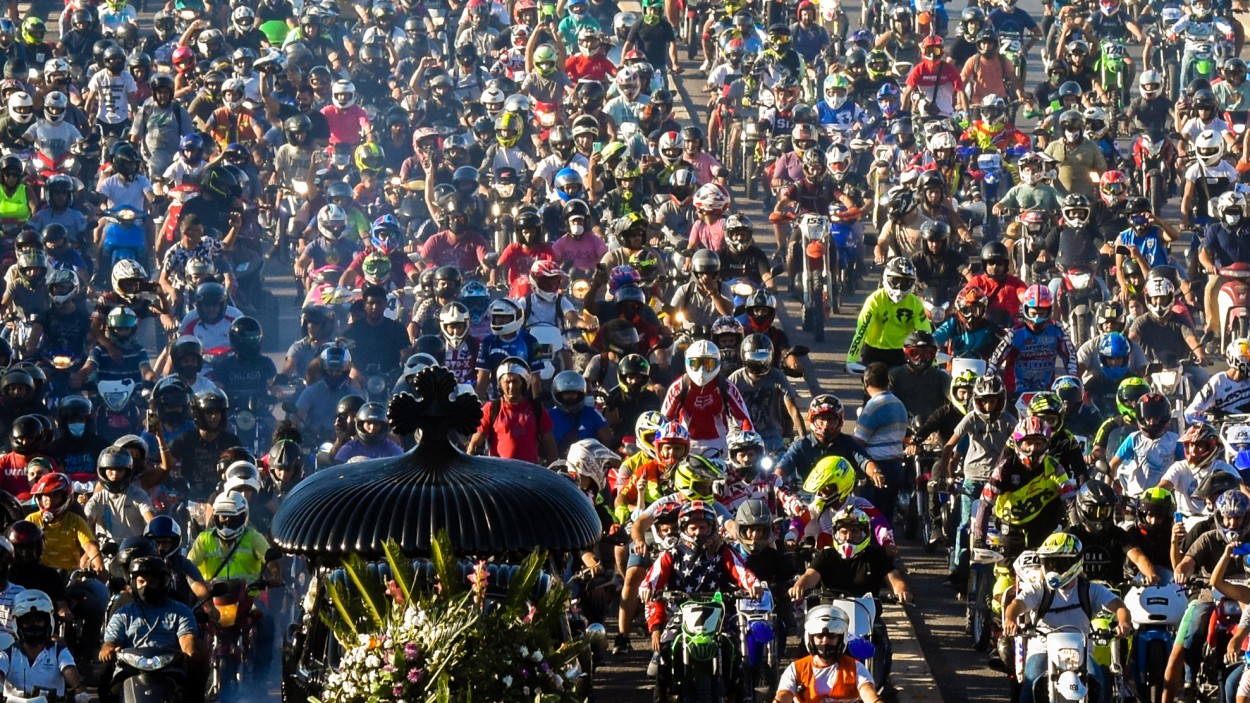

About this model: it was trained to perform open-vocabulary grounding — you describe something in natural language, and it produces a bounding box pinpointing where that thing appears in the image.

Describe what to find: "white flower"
[531,650,543,662]
[503,675,514,688]
[518,645,529,657]
[358,634,373,645]
[366,655,381,669]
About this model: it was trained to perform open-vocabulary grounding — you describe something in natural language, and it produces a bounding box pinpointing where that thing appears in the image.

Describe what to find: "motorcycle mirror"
[210,581,231,597]
[100,541,119,557]
[482,252,500,269]
[790,345,810,357]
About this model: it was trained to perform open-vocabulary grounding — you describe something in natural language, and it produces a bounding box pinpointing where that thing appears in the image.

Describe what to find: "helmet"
[882,257,916,303]
[654,419,691,463]
[7,520,41,563]
[1139,69,1163,99]
[950,368,978,414]
[1217,489,1250,541]
[735,499,773,554]
[1142,277,1176,320]
[635,411,665,459]
[1136,487,1176,536]
[202,165,240,200]
[12,589,53,644]
[677,499,717,548]
[1012,415,1052,468]
[567,439,612,493]
[804,605,850,658]
[552,370,588,415]
[1037,532,1084,590]
[1061,193,1091,226]
[1099,170,1128,206]
[980,94,1007,124]
[487,298,524,336]
[1195,129,1226,166]
[1083,105,1109,139]
[740,333,773,375]
[808,394,844,430]
[1075,479,1117,533]
[1180,422,1222,469]
[96,446,134,493]
[192,388,229,428]
[803,455,856,506]
[1114,377,1151,421]
[212,490,249,541]
[674,455,723,502]
[823,73,849,109]
[693,183,730,214]
[1020,284,1054,329]
[229,317,263,357]
[1227,338,1250,375]
[355,402,389,445]
[331,79,356,108]
[955,285,989,325]
[438,302,471,347]
[830,506,872,559]
[1136,392,1171,438]
[30,473,72,523]
[684,339,721,387]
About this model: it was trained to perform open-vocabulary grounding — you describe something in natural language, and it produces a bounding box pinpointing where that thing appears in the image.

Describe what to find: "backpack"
[1036,577,1092,621]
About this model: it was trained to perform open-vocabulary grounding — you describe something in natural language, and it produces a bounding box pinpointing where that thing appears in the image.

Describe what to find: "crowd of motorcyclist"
[0,0,1249,697]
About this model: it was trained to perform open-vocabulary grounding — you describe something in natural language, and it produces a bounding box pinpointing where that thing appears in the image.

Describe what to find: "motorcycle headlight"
[1069,272,1092,290]
[539,112,556,127]
[1057,647,1082,672]
[293,180,309,196]
[367,375,388,395]
[236,410,257,432]
[119,650,178,671]
[215,601,239,628]
[52,355,73,369]
[62,157,75,170]
[496,183,516,199]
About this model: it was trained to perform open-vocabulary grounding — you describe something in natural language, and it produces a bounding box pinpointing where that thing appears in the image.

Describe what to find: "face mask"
[67,422,85,437]
[644,11,659,23]
[1065,129,1081,142]
[569,223,585,236]
[1225,211,1243,225]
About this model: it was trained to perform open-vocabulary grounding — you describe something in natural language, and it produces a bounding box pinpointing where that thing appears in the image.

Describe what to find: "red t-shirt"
[565,55,616,82]
[966,273,1027,326]
[497,243,556,295]
[477,398,553,463]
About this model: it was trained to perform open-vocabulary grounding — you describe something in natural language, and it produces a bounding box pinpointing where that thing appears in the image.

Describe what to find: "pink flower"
[404,642,420,660]
[393,685,405,697]
[385,579,405,605]
[407,668,425,683]
[468,561,489,608]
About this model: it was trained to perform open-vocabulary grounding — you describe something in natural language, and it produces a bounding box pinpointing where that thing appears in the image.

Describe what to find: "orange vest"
[792,655,861,703]
[209,107,257,148]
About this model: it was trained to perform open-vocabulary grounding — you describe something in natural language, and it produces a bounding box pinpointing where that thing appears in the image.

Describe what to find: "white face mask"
[1064,129,1082,142]
[1225,212,1243,225]
[569,223,585,236]
[67,422,85,437]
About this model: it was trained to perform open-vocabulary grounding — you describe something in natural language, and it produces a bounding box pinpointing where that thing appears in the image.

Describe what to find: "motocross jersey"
[815,100,866,133]
[847,289,932,364]
[659,375,753,444]
[1168,16,1234,52]
[980,453,1074,526]
[1114,430,1183,497]
[987,321,1078,394]
[642,541,759,631]
[760,107,796,135]
[784,494,896,550]
[959,122,1030,151]
[1185,371,1250,422]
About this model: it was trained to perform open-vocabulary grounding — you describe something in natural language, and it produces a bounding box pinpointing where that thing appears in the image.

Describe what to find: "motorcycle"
[207,566,280,701]
[797,213,837,341]
[1133,130,1173,214]
[736,588,780,703]
[1097,40,1130,123]
[113,646,187,703]
[823,590,888,691]
[1124,576,1186,703]
[967,525,1003,652]
[230,393,277,456]
[1195,595,1243,703]
[1215,262,1250,349]
[830,204,861,298]
[661,591,737,703]
[1055,263,1105,352]
[1021,622,1099,703]
[98,206,148,274]
[486,167,525,253]
[1147,356,1193,432]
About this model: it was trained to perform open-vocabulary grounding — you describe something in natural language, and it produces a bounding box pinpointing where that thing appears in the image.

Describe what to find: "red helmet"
[30,473,72,522]
[921,35,943,58]
[172,46,194,71]
[1099,170,1128,206]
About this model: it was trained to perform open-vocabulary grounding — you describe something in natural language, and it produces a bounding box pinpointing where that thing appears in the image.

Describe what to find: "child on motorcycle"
[775,605,882,703]
[790,455,895,553]
[934,285,1004,361]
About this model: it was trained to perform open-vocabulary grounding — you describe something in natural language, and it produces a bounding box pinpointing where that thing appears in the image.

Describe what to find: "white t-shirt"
[777,657,874,703]
[1016,580,1119,657]
[1160,459,1242,516]
[0,644,76,697]
[88,69,138,124]
[97,174,153,212]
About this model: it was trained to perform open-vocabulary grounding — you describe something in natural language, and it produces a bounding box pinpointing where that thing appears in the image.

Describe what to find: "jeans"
[951,479,987,575]
[861,458,905,529]
[1021,652,1108,703]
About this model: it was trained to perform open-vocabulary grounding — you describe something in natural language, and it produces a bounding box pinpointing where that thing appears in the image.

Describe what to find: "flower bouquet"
[314,531,588,703]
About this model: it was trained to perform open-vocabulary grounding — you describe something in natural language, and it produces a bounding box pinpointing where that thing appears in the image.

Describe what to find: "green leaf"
[430,530,464,598]
[383,537,415,605]
[343,553,387,631]
[322,577,360,643]
[499,548,546,616]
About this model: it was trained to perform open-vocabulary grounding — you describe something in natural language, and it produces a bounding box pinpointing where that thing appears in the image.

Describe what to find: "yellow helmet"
[674,455,723,501]
[634,410,664,459]
[830,506,871,558]
[802,455,855,505]
[1037,532,1084,589]
[495,112,523,148]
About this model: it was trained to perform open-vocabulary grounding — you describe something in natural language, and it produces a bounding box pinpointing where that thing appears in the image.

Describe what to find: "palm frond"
[383,538,415,604]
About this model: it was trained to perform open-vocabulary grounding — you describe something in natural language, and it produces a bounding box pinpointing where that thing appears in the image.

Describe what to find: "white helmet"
[1139,69,1162,99]
[12,588,53,621]
[487,298,524,336]
[111,259,148,297]
[481,84,505,112]
[221,77,245,109]
[658,130,685,164]
[1227,338,1250,376]
[7,91,32,124]
[331,79,356,108]
[826,143,852,172]
[692,183,729,213]
[1227,423,1250,452]
[438,301,471,346]
[316,203,348,239]
[616,65,641,97]
[211,490,249,541]
[1145,276,1176,318]
[1195,129,1226,166]
[804,604,850,657]
[928,131,956,151]
[43,91,67,122]
[1082,105,1108,139]
[684,339,721,387]
[1217,190,1246,226]
[47,268,78,304]
[567,438,614,492]
[882,257,917,303]
[222,460,263,494]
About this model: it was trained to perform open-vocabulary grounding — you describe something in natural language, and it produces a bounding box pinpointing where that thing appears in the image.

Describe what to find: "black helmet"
[414,335,446,364]
[355,402,389,445]
[691,249,721,274]
[1075,479,1117,532]
[921,220,950,242]
[8,415,40,455]
[96,446,134,493]
[617,353,651,390]
[192,388,229,427]
[1136,393,1171,438]
[432,265,462,297]
[981,241,1009,262]
[229,317,263,357]
[283,114,312,142]
[117,536,159,570]
[740,333,774,374]
[202,165,241,200]
[336,394,366,421]
[1194,88,1218,111]
[128,554,171,604]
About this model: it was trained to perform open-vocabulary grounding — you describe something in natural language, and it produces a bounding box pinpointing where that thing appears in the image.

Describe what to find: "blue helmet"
[877,83,902,118]
[1098,332,1131,382]
[370,215,399,252]
[554,168,585,202]
[180,133,203,152]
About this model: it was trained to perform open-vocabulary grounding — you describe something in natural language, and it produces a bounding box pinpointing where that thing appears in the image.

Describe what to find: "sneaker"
[699,59,710,72]
[613,633,631,655]
[647,652,661,677]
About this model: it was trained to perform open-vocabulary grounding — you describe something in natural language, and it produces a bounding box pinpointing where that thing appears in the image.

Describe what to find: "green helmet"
[1027,391,1065,428]
[533,45,558,76]
[1116,377,1151,421]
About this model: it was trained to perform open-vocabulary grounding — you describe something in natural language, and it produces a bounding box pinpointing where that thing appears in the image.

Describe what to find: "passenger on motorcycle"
[911,221,970,305]
[933,285,1003,360]
[1198,191,1250,341]
[791,502,912,603]
[334,402,402,463]
[901,36,966,117]
[73,306,153,389]
[988,284,1078,395]
[177,282,243,355]
[293,345,360,442]
[997,152,1064,217]
[775,605,882,703]
[1160,422,1242,517]
[1027,390,1090,482]
[1126,70,1172,133]
[790,453,896,553]
[888,330,951,421]
[602,354,662,449]
[1109,392,1185,497]
[30,176,88,258]
[1002,532,1130,703]
[1187,337,1250,421]
[83,446,153,542]
[1051,375,1102,439]
[208,317,276,410]
[1180,128,1238,229]
[848,257,932,367]
[1077,302,1146,382]
[729,333,806,451]
[27,473,101,573]
[161,389,242,506]
[47,397,109,480]
[468,357,557,463]
[817,74,866,134]
[914,367,978,447]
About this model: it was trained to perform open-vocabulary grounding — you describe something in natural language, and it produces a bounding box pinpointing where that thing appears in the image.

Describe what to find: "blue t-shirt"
[547,404,608,446]
[854,391,909,462]
[104,599,197,650]
[475,331,542,374]
[989,7,1038,34]
[334,438,404,462]
[89,343,149,384]
[1117,226,1171,269]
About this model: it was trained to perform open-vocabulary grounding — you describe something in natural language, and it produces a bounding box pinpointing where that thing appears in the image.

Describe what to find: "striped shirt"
[854,391,908,462]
